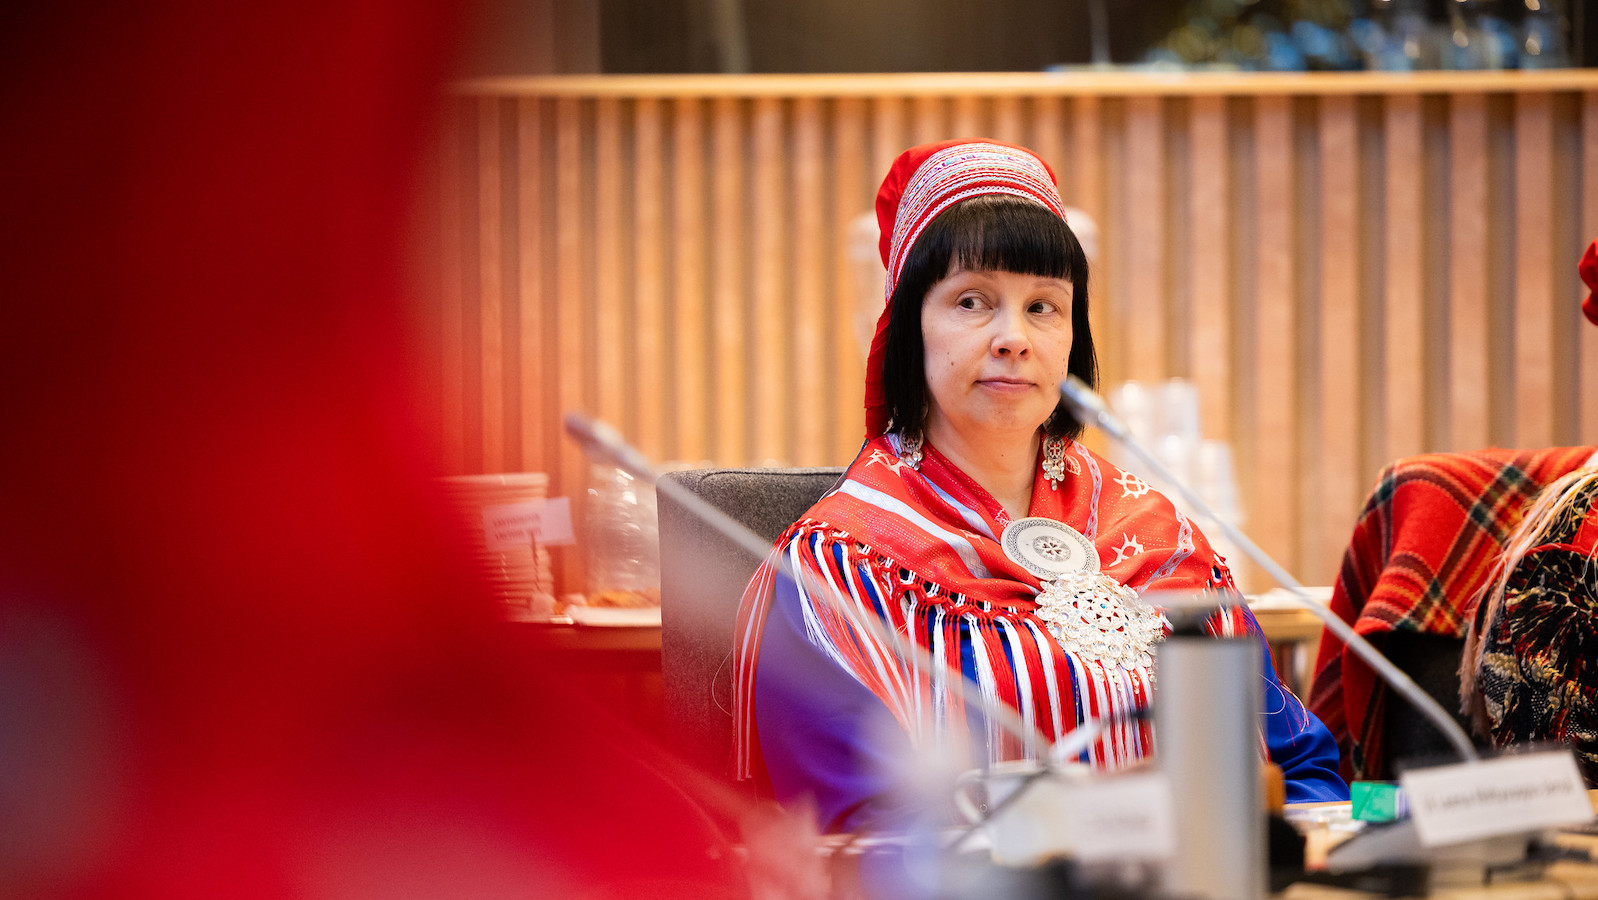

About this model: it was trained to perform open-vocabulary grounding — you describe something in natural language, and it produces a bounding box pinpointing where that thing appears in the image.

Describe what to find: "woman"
[733,139,1345,833]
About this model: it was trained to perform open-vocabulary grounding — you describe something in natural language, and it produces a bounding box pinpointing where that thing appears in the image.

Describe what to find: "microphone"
[1057,376,1480,764]
[1059,373,1129,442]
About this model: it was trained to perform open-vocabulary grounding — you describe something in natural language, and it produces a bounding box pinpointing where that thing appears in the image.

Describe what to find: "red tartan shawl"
[733,434,1240,780]
[1306,446,1597,781]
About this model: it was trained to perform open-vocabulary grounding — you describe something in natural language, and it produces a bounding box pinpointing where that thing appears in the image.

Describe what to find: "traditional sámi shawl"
[733,434,1247,781]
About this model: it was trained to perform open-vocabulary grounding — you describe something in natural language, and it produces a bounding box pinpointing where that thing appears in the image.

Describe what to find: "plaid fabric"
[1307,446,1596,781]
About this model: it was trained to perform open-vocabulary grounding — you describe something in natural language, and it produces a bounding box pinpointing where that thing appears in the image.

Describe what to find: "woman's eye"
[1029,300,1058,314]
[957,295,983,309]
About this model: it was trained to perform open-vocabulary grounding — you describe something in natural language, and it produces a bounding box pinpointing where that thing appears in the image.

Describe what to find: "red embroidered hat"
[1581,239,1598,326]
[864,138,1067,438]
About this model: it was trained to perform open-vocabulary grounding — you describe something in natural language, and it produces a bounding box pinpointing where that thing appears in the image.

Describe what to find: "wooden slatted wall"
[432,72,1598,593]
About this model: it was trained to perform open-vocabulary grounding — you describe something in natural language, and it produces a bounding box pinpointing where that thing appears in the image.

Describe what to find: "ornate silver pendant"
[1033,571,1162,671]
[999,516,1097,579]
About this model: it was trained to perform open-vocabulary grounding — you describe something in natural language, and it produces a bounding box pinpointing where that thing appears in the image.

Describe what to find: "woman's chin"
[940,418,1050,448]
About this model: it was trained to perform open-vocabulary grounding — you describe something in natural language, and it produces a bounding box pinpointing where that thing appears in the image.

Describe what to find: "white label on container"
[483,501,545,552]
[1401,750,1591,847]
[535,496,574,546]
[1061,772,1176,861]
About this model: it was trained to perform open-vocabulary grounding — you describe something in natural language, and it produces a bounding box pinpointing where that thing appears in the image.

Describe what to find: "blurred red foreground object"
[0,3,776,897]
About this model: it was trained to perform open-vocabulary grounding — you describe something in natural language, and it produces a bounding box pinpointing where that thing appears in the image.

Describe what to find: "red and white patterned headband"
[880,141,1067,301]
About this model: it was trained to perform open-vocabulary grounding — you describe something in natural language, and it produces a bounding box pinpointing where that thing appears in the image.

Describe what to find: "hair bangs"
[931,194,1076,283]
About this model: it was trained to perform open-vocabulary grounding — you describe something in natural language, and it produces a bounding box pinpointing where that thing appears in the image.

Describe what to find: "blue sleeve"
[1242,609,1350,802]
[753,568,919,833]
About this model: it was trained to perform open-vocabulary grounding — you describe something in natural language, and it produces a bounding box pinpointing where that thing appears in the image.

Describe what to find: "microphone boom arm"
[1058,377,1480,764]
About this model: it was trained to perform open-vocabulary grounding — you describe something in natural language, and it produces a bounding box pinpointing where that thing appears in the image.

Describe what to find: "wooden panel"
[1316,95,1360,581]
[516,98,546,474]
[912,95,944,145]
[1030,96,1066,190]
[439,102,466,474]
[870,96,904,189]
[478,97,506,472]
[992,96,1023,147]
[711,96,745,463]
[1253,95,1296,573]
[1124,96,1165,382]
[672,98,708,463]
[633,98,665,463]
[835,97,870,461]
[1383,94,1425,463]
[437,74,1598,595]
[554,97,585,590]
[1584,92,1598,442]
[751,96,786,463]
[594,97,625,435]
[792,97,827,464]
[1515,91,1556,448]
[1449,93,1491,451]
[461,70,1598,99]
[953,94,983,138]
[1189,96,1230,440]
[1070,97,1105,235]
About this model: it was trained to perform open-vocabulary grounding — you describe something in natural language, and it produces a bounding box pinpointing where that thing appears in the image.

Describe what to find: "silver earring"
[1042,435,1066,489]
[898,430,923,470]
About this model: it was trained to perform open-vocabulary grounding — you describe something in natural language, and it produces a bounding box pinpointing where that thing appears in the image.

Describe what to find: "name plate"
[1400,750,1591,847]
[536,497,574,545]
[1061,772,1176,861]
[482,496,574,550]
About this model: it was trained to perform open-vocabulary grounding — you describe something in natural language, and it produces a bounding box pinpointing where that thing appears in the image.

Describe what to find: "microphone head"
[562,413,651,479]
[563,412,612,450]
[1058,376,1127,440]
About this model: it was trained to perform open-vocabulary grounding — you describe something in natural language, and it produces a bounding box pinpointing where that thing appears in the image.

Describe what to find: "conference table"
[503,616,667,739]
[813,797,1598,900]
[516,613,1598,898]
[515,597,1327,706]
[510,598,1327,753]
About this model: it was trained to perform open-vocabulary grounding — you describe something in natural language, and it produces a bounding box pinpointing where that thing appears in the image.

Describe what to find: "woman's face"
[920,263,1074,453]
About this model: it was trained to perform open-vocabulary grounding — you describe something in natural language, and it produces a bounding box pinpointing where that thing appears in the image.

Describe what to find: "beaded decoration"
[1034,570,1162,672]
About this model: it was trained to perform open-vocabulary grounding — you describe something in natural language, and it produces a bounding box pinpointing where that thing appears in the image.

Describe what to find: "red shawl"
[1307,446,1597,781]
[733,434,1242,780]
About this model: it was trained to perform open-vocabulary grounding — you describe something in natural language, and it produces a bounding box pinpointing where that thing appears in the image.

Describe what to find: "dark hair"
[880,194,1098,440]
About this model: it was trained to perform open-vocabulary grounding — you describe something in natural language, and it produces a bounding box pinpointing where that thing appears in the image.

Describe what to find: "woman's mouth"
[977,378,1034,392]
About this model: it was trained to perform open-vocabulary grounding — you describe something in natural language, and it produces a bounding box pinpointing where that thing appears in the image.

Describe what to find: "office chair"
[657,466,846,784]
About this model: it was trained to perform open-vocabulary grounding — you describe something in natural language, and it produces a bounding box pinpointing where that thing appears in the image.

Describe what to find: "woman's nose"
[991,303,1030,356]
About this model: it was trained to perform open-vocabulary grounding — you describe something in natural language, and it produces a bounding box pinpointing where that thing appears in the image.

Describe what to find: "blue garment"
[755,573,1347,833]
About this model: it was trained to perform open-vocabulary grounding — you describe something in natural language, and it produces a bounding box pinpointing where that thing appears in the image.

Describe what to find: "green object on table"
[1350,780,1406,822]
